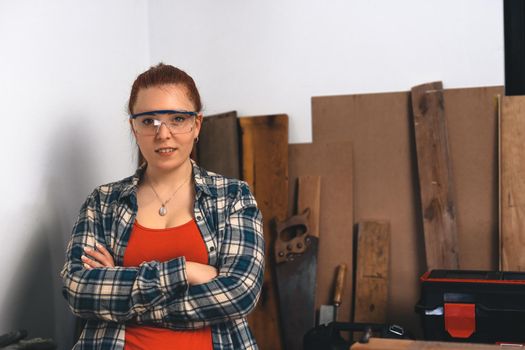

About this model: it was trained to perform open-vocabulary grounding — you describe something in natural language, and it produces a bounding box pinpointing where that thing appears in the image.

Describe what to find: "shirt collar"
[190,159,214,197]
[118,159,214,202]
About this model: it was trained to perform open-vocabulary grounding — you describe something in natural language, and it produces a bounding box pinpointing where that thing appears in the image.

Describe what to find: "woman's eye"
[170,115,187,123]
[141,118,155,126]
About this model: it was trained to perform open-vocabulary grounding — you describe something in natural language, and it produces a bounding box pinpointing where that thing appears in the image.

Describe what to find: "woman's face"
[131,84,201,173]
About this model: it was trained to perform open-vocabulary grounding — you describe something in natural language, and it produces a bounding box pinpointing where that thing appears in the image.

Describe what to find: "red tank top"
[123,219,212,350]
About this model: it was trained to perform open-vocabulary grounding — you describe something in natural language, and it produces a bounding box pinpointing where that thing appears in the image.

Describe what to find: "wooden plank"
[240,114,288,350]
[288,142,353,324]
[410,82,459,270]
[353,221,390,326]
[196,111,241,179]
[350,338,505,350]
[311,86,502,336]
[500,95,525,270]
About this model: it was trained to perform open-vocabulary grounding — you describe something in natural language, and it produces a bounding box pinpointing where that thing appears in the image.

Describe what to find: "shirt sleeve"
[136,181,265,329]
[60,189,189,322]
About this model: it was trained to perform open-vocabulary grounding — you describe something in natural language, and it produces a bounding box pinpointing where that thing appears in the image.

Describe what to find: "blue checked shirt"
[61,160,265,349]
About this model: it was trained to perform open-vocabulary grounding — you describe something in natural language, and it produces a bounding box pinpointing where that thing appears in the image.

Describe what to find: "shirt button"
[196,215,202,221]
[209,246,215,252]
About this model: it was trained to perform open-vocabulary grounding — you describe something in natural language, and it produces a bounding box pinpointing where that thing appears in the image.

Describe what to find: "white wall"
[149,0,503,143]
[0,0,505,348]
[0,1,149,348]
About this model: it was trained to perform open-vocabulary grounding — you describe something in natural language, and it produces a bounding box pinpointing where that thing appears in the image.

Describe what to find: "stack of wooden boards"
[195,83,520,348]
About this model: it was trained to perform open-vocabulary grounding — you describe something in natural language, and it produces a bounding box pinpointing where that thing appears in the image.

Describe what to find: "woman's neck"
[144,159,192,190]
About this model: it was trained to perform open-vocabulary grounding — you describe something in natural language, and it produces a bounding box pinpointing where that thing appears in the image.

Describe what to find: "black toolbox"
[415,269,525,344]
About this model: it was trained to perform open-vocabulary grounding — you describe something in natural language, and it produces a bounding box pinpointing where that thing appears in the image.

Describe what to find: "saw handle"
[333,263,347,306]
[274,209,311,264]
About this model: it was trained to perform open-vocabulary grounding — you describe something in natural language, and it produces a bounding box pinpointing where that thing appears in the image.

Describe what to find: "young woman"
[61,64,265,350]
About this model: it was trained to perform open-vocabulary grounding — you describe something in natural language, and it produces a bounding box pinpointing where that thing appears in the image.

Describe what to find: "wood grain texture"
[288,142,354,323]
[311,86,502,336]
[500,95,525,270]
[353,221,390,325]
[410,82,459,270]
[350,338,504,350]
[240,114,288,350]
[298,176,321,238]
[197,111,241,179]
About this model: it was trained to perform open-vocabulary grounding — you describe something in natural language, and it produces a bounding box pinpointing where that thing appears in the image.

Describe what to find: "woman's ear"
[194,113,203,136]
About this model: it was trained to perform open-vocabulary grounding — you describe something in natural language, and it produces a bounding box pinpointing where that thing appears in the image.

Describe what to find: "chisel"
[319,263,347,325]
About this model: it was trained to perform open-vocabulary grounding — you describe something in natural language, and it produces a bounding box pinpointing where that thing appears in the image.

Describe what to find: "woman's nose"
[155,122,172,139]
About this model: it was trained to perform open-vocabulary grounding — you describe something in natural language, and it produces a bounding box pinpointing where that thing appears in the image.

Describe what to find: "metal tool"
[319,263,347,326]
[275,209,319,350]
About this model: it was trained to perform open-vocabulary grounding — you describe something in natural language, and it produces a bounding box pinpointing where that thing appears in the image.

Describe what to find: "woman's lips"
[155,147,177,155]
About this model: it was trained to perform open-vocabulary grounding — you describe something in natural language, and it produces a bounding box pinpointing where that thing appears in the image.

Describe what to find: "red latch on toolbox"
[444,303,476,338]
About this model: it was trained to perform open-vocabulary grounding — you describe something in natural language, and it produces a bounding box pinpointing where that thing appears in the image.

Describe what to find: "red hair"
[128,63,202,114]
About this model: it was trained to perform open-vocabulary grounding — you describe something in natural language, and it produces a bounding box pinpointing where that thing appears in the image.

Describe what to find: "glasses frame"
[130,109,198,135]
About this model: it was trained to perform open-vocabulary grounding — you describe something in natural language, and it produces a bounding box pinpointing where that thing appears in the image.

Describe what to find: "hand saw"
[275,176,321,350]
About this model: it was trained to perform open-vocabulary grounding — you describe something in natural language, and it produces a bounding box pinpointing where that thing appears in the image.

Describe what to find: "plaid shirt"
[61,160,264,349]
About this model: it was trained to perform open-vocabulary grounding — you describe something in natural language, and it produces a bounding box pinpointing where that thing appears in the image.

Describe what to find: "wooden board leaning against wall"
[196,111,241,179]
[353,221,390,327]
[500,95,525,271]
[312,86,502,335]
[410,82,460,270]
[240,114,288,350]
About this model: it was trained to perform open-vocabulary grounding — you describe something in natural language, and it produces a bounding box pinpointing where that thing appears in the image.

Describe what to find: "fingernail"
[84,247,91,253]
[83,263,91,270]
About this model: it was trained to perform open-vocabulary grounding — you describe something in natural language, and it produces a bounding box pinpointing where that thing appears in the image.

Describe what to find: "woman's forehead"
[134,84,194,113]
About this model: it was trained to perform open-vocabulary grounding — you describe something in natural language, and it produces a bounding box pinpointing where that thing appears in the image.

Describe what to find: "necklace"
[147,173,191,216]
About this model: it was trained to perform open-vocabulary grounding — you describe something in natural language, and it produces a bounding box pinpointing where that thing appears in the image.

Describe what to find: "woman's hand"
[186,261,218,285]
[82,243,115,269]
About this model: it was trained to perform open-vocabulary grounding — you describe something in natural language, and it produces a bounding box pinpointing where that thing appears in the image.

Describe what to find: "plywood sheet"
[442,87,500,269]
[288,142,353,323]
[311,86,502,335]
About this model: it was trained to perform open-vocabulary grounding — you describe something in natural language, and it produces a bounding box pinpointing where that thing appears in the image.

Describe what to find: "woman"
[61,63,265,350]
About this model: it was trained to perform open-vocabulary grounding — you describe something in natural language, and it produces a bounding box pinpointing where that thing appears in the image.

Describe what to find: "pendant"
[159,205,167,216]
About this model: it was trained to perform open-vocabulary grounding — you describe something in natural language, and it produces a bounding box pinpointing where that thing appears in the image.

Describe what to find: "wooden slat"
[197,111,241,179]
[353,221,390,326]
[288,142,353,323]
[240,114,288,350]
[410,82,459,270]
[351,338,505,350]
[500,95,525,270]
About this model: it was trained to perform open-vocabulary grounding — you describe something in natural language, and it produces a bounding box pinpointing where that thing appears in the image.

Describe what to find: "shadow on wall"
[5,119,99,350]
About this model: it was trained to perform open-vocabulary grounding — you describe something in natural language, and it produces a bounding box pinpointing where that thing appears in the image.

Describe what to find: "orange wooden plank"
[500,95,525,270]
[240,114,288,350]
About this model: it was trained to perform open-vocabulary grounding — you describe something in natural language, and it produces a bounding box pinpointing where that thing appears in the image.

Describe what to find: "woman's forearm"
[185,261,218,285]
